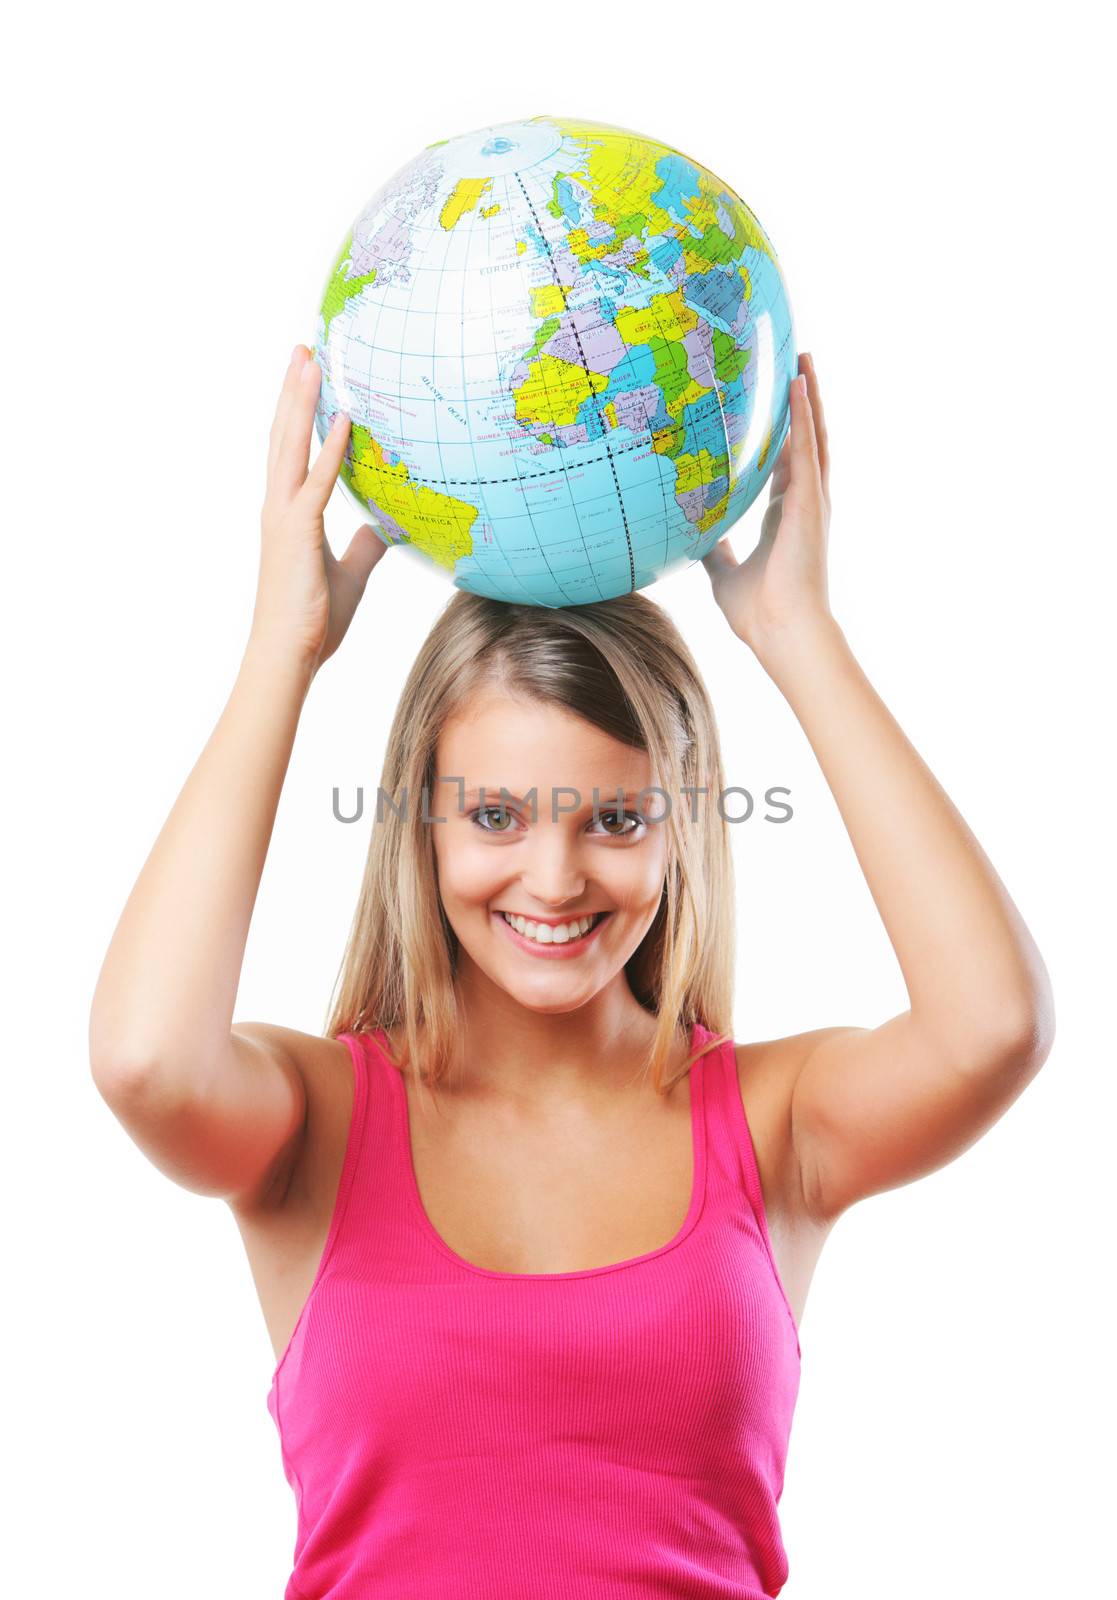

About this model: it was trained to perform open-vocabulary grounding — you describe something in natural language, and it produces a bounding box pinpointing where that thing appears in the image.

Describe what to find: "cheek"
[593,838,670,910]
[432,828,504,905]
[622,862,668,909]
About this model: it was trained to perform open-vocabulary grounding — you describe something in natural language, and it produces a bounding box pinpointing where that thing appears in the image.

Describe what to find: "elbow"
[1007,951,1057,1068]
[88,1000,166,1099]
[968,979,1056,1078]
[1000,1009,1055,1076]
[90,1045,201,1116]
[89,1040,160,1102]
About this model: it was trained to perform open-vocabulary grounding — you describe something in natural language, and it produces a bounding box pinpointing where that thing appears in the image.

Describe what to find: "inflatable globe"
[312,116,797,608]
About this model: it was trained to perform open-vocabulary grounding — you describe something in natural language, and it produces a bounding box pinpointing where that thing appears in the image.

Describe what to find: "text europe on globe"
[311,115,798,608]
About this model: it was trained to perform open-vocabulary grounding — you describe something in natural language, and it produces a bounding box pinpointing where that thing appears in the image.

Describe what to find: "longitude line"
[514,168,636,596]
[457,173,542,605]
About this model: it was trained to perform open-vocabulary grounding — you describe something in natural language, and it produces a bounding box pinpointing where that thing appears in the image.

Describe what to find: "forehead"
[436,691,649,783]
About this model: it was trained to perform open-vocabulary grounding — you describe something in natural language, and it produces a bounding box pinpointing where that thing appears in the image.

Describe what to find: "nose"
[517,829,587,910]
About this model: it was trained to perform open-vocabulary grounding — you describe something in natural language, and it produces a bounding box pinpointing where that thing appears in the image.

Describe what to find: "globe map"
[312,116,797,608]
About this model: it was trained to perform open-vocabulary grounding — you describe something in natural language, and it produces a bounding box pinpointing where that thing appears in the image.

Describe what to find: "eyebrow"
[459,787,648,805]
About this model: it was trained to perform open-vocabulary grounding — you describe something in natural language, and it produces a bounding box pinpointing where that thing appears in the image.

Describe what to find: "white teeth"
[501,911,599,944]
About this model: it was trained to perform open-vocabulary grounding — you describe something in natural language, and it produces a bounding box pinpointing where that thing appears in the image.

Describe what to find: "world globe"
[311,116,797,608]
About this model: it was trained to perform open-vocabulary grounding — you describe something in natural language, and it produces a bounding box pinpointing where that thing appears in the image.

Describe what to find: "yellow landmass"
[674,447,733,534]
[651,422,683,454]
[663,376,708,420]
[613,287,698,348]
[514,353,608,429]
[530,284,568,317]
[345,430,476,570]
[537,116,779,269]
[440,177,492,231]
[674,446,729,497]
[547,121,678,241]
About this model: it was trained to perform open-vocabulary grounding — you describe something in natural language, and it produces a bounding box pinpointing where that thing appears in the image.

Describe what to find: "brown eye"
[594,810,644,837]
[472,807,517,833]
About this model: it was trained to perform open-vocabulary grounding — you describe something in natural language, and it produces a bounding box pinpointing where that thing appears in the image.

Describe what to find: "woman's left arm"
[702,354,1056,1225]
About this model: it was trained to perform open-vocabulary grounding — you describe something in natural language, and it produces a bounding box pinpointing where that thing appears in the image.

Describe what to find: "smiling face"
[431,688,670,1016]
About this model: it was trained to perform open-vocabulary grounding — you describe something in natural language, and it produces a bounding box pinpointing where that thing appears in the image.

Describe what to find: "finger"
[770,432,792,498]
[299,409,352,513]
[801,352,830,497]
[700,536,740,580]
[789,372,823,499]
[267,346,310,483]
[274,357,325,502]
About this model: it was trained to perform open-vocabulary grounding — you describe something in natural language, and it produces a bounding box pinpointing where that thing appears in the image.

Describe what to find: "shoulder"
[730,1028,855,1225]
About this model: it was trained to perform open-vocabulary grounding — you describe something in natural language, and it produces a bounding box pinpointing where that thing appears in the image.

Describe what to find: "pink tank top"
[267,1021,802,1599]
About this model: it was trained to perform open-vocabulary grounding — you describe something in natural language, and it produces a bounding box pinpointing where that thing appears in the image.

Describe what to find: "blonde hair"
[324,589,736,1094]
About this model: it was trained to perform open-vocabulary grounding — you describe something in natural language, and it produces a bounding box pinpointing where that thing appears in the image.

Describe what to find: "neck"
[444,967,678,1103]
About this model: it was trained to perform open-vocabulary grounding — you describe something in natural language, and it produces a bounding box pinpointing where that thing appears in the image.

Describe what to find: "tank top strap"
[338,1025,404,1185]
[691,1026,740,1201]
[322,1028,419,1271]
[326,1029,374,1220]
[333,1026,417,1225]
[696,1025,770,1230]
[697,1024,802,1359]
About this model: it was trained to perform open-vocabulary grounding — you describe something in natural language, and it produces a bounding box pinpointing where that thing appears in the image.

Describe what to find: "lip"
[493,909,611,959]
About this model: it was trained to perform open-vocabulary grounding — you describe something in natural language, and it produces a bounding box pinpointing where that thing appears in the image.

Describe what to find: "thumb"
[338,522,389,591]
[700,536,739,579]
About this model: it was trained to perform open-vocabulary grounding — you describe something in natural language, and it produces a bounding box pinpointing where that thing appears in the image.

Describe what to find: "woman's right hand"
[250,344,388,672]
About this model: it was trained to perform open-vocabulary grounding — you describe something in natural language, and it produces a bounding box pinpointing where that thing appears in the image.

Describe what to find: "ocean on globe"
[311,116,797,608]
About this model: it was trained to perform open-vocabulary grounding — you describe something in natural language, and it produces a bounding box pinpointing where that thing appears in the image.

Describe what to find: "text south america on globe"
[311,115,797,609]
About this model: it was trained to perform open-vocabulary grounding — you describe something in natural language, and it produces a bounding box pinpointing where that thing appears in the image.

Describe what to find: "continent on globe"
[311,115,798,608]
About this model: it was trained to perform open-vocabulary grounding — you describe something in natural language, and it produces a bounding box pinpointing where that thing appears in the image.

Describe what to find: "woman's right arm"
[88,345,386,1208]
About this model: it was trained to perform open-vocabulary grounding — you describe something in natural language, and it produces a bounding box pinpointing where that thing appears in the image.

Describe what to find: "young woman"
[89,344,1054,1599]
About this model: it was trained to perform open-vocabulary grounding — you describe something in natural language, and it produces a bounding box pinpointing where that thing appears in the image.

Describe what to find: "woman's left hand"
[701,351,832,655]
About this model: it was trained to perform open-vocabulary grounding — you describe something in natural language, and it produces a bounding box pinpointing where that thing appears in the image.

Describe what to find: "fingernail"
[291,344,306,366]
[300,356,318,382]
[329,410,349,433]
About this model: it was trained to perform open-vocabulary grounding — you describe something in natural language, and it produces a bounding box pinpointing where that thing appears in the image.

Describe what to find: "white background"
[4,1,1112,1595]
